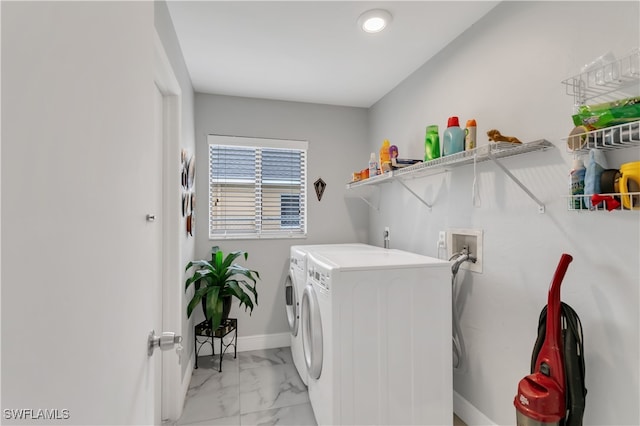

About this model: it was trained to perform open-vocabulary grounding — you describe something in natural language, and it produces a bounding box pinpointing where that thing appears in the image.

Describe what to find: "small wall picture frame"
[181,149,195,237]
[314,177,326,201]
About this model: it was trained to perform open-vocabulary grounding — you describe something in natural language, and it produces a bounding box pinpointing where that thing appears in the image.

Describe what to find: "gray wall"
[368,1,639,424]
[193,94,369,338]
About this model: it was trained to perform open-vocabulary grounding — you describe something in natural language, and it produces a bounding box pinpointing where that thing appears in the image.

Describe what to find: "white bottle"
[570,158,586,210]
[368,152,379,178]
[465,119,477,151]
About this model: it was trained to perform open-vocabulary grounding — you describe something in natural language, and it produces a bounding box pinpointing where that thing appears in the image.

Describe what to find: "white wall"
[192,94,369,341]
[368,1,639,424]
[154,0,197,385]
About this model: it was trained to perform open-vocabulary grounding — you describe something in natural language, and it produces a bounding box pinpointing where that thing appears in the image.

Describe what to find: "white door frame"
[153,30,183,422]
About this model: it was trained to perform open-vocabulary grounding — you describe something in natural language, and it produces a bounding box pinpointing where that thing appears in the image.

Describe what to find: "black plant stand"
[194,318,237,372]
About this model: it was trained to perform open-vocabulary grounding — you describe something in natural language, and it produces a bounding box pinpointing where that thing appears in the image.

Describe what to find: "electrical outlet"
[438,231,447,248]
[384,227,390,248]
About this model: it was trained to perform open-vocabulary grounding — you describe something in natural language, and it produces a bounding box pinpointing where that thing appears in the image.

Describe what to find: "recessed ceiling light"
[358,9,392,33]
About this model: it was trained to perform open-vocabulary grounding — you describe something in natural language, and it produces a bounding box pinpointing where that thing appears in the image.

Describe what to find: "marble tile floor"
[176,347,314,426]
[176,347,466,426]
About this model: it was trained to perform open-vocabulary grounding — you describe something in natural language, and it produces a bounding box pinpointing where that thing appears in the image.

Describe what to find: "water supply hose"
[450,251,476,371]
[451,273,466,371]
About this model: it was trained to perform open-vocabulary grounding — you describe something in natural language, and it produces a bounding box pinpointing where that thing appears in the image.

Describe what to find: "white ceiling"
[166,1,500,108]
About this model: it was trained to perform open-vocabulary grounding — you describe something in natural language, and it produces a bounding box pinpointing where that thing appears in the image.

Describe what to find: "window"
[208,135,307,239]
[280,194,300,228]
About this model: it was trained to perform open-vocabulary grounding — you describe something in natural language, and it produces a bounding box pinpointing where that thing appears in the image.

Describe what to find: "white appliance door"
[302,285,323,380]
[284,272,299,336]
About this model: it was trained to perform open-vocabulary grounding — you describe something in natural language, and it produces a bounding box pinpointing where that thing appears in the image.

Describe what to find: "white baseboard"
[237,332,291,352]
[454,390,497,426]
[177,358,193,419]
[163,356,193,424]
[193,332,291,356]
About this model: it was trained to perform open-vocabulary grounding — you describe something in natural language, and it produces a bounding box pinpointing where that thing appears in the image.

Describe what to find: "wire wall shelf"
[346,139,553,213]
[567,193,640,212]
[561,50,640,213]
[346,140,552,189]
[563,121,640,154]
[561,49,640,105]
[396,140,553,179]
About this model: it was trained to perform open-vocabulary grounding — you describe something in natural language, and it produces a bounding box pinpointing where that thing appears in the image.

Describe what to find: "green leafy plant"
[185,246,260,330]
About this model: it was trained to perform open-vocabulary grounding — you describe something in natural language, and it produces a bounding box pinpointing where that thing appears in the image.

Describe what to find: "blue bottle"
[443,116,465,156]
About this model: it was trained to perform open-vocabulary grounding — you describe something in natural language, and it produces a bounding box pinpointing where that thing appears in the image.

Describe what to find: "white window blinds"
[208,135,308,239]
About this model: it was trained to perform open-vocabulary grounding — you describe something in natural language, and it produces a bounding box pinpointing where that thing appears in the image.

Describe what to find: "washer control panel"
[308,265,330,292]
[290,256,304,273]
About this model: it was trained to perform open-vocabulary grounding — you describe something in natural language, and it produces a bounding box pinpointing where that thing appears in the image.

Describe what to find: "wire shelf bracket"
[357,193,380,212]
[396,179,433,210]
[486,152,546,213]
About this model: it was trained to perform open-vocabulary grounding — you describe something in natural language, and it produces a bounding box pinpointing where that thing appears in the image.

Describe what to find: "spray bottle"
[368,152,379,178]
[465,119,477,151]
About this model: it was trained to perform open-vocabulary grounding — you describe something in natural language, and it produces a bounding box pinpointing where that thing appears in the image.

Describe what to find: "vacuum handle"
[546,253,573,354]
[549,253,573,303]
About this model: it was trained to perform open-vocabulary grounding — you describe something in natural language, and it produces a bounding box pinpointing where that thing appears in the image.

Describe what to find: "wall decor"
[314,177,326,201]
[187,154,195,189]
[181,149,195,237]
[181,149,188,190]
[186,213,193,237]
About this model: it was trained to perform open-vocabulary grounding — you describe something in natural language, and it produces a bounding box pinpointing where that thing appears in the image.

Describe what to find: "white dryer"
[301,249,451,425]
[286,246,310,385]
[285,244,385,386]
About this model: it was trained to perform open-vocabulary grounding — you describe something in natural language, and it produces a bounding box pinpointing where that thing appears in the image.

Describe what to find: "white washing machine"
[301,249,452,425]
[285,244,386,386]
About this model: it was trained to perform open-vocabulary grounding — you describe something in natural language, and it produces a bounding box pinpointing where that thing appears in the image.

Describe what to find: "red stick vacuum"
[514,253,573,426]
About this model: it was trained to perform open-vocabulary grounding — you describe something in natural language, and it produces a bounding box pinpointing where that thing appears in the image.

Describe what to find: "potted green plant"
[185,246,260,330]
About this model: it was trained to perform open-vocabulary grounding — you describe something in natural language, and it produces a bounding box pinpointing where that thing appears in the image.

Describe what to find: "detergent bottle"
[570,158,586,210]
[425,125,440,161]
[380,139,392,173]
[443,116,465,156]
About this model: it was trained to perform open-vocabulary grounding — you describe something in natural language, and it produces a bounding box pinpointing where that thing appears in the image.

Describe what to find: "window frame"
[207,135,308,240]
